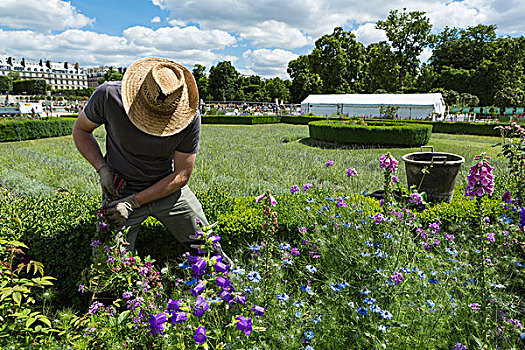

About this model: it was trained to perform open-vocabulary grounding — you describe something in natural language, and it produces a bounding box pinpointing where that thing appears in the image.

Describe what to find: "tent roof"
[301,93,444,106]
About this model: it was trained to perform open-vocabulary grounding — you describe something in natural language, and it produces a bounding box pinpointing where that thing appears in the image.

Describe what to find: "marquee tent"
[301,93,446,120]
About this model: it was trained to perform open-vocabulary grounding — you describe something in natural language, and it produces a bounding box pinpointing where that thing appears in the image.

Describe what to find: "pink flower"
[325,160,334,167]
[379,154,398,173]
[346,168,358,177]
[269,195,277,206]
[255,193,265,204]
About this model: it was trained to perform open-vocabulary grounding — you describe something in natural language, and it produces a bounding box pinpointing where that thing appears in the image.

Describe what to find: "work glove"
[97,164,118,200]
[106,194,140,226]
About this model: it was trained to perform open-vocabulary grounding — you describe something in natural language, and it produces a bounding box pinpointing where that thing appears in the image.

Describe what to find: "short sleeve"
[84,84,107,124]
[176,111,201,153]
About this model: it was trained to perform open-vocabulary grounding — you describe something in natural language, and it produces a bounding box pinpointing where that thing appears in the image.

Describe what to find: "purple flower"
[291,247,300,256]
[235,294,247,305]
[78,284,86,293]
[520,207,525,229]
[291,185,300,194]
[502,190,512,203]
[391,272,404,285]
[379,154,398,173]
[167,299,182,311]
[346,167,358,177]
[299,226,307,234]
[255,193,265,204]
[192,257,206,276]
[194,326,207,345]
[88,301,104,314]
[303,183,313,191]
[220,291,234,303]
[409,193,423,205]
[191,281,206,296]
[269,194,277,206]
[90,240,101,249]
[122,291,133,299]
[372,213,385,224]
[469,303,481,311]
[236,315,253,335]
[251,305,265,317]
[216,276,231,289]
[486,232,495,243]
[336,197,347,208]
[215,261,230,273]
[170,312,188,324]
[453,343,467,350]
[98,222,109,232]
[148,313,167,335]
[325,160,334,167]
[465,155,494,199]
[391,175,399,184]
[193,296,209,317]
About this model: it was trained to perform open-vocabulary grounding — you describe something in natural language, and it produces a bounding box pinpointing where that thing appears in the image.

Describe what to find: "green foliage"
[201,115,282,124]
[0,75,13,92]
[97,69,123,85]
[51,88,95,98]
[363,41,400,93]
[287,55,323,103]
[308,120,432,147]
[376,8,433,90]
[0,118,76,142]
[12,79,47,94]
[208,61,239,101]
[0,236,57,340]
[493,87,525,107]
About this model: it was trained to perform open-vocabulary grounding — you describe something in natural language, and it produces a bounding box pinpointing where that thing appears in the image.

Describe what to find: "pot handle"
[431,155,448,165]
[421,146,434,153]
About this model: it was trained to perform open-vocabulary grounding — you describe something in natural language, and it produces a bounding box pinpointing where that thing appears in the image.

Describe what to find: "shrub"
[12,79,46,95]
[202,115,281,124]
[308,120,432,147]
[0,118,76,142]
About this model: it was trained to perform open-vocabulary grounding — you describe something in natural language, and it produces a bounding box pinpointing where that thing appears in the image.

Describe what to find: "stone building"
[0,55,88,90]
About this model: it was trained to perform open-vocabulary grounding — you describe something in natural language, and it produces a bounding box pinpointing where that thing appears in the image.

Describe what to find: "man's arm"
[134,151,196,206]
[72,110,105,171]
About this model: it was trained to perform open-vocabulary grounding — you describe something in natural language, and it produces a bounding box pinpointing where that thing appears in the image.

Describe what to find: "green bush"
[12,79,46,94]
[0,75,13,92]
[202,115,281,124]
[308,120,433,147]
[0,118,76,142]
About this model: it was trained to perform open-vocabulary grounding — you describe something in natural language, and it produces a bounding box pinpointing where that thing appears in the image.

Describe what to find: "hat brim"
[121,57,199,137]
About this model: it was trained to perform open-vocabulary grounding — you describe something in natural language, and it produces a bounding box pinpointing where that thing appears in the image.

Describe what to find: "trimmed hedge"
[0,118,76,142]
[308,120,433,147]
[202,115,281,124]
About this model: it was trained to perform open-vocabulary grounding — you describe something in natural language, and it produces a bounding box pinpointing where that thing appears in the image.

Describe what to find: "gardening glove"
[97,164,118,200]
[106,194,140,226]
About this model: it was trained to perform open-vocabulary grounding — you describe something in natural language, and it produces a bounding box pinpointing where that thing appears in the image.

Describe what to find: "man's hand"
[97,164,118,199]
[106,194,140,226]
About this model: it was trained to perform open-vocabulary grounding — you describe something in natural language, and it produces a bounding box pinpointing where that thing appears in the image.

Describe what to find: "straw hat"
[121,57,199,137]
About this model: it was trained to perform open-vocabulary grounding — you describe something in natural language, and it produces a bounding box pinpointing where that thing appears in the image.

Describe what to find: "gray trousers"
[120,185,209,252]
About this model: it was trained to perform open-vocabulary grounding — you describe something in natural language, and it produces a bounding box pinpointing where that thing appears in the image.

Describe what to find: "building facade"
[0,56,88,90]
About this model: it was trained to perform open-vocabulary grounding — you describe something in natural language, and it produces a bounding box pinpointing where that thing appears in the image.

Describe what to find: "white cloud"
[353,23,387,45]
[0,28,236,69]
[151,16,161,23]
[0,0,93,32]
[242,48,298,79]
[239,20,313,49]
[168,19,187,27]
[123,26,236,51]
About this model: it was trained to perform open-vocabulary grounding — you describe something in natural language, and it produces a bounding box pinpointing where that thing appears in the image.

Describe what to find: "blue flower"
[293,301,304,307]
[295,311,302,318]
[378,324,386,332]
[306,265,317,273]
[357,307,368,316]
[244,286,254,294]
[249,245,261,252]
[370,305,382,313]
[185,278,197,286]
[426,300,435,308]
[360,289,371,295]
[304,330,314,340]
[364,297,375,305]
[178,262,190,269]
[276,293,289,302]
[361,252,371,257]
[311,316,322,324]
[248,271,262,283]
[301,285,314,295]
[306,198,315,203]
[329,284,341,292]
[279,243,291,250]
[428,278,439,284]
[381,310,393,320]
[348,301,355,308]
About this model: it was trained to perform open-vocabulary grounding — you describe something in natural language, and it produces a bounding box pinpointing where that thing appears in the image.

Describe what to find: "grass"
[0,124,506,197]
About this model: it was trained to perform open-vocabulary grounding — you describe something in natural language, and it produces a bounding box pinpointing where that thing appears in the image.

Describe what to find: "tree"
[362,41,399,93]
[192,64,210,100]
[98,69,123,85]
[12,79,46,94]
[494,36,525,90]
[376,9,433,90]
[493,87,525,107]
[287,55,323,103]
[208,61,239,101]
[264,77,291,103]
[0,75,12,93]
[309,27,366,93]
[458,93,480,107]
[8,71,20,80]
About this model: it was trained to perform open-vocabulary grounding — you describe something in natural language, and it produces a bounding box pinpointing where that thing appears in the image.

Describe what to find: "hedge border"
[202,115,281,125]
[308,120,433,147]
[0,118,76,142]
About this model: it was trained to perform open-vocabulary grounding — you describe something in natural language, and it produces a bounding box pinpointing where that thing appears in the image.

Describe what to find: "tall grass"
[0,124,506,197]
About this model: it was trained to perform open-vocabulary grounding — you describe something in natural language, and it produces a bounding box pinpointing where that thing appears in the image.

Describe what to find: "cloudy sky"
[0,0,523,79]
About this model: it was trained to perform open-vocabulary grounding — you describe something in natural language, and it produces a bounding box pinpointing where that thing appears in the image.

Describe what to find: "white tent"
[301,93,446,120]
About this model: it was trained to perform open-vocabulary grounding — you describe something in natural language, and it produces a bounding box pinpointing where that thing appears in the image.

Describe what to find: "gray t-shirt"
[84,81,201,192]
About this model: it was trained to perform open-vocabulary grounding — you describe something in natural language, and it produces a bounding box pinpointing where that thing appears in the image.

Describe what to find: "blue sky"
[0,0,523,79]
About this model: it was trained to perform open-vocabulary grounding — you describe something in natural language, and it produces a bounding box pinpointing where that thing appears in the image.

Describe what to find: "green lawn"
[0,124,506,197]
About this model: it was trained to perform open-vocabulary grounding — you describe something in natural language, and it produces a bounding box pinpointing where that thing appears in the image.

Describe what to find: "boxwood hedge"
[308,120,433,147]
[0,118,76,142]
[202,115,281,124]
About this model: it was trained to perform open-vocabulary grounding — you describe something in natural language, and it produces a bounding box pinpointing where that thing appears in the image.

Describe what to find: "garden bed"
[308,120,433,147]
